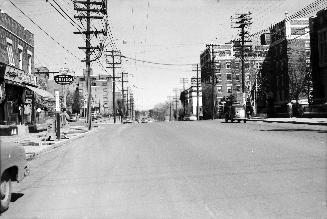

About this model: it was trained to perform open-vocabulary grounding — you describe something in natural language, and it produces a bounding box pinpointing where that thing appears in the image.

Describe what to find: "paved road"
[2,120,326,218]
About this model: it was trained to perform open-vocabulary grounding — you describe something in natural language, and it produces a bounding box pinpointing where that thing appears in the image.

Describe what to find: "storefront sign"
[54,74,75,85]
[4,65,35,85]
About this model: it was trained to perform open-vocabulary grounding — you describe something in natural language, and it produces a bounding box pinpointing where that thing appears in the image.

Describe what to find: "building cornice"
[0,25,34,48]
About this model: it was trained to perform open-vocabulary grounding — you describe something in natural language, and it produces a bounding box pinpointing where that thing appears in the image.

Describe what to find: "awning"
[26,85,55,100]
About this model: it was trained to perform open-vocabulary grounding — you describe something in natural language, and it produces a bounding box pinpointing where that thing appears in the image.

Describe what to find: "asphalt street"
[2,120,327,218]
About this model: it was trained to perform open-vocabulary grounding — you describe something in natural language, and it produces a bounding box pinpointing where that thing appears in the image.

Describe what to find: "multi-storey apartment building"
[310,9,327,105]
[200,43,268,119]
[77,74,113,116]
[0,10,37,126]
[260,16,311,116]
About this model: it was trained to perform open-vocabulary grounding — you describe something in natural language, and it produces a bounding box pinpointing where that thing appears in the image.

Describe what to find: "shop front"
[0,63,54,134]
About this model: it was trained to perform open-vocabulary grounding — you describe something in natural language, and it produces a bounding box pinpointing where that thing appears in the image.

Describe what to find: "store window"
[6,38,15,66]
[27,50,32,74]
[18,45,23,70]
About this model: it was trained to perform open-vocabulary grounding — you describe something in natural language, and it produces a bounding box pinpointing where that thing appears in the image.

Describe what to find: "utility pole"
[205,44,217,120]
[74,0,107,130]
[192,64,201,120]
[105,50,121,123]
[121,72,128,118]
[130,93,134,120]
[180,78,189,117]
[126,88,129,117]
[231,12,252,105]
[173,88,180,121]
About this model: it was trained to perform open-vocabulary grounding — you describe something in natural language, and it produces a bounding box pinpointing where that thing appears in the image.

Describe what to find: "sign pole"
[55,90,60,140]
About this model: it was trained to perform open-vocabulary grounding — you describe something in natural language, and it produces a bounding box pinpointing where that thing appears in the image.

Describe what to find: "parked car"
[1,140,29,212]
[224,104,247,123]
[123,117,133,124]
[67,113,78,122]
[184,115,197,121]
[141,118,148,123]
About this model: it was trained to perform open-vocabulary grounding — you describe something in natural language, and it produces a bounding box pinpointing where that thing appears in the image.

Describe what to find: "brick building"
[0,10,37,127]
[200,43,268,119]
[260,16,311,116]
[77,73,113,116]
[310,9,327,105]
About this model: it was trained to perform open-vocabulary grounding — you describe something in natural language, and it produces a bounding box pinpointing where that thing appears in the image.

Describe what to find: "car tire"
[238,120,240,123]
[243,120,246,123]
[225,118,228,123]
[0,172,12,212]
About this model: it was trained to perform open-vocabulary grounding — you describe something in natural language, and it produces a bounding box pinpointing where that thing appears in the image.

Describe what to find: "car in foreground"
[1,140,29,212]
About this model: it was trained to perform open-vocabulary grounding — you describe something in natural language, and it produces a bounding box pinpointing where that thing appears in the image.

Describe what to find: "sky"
[0,0,321,110]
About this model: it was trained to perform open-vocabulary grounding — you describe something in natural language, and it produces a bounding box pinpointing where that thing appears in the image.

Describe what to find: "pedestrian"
[287,102,293,118]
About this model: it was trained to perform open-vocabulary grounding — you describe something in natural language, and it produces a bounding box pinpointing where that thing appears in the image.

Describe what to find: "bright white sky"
[1,0,318,110]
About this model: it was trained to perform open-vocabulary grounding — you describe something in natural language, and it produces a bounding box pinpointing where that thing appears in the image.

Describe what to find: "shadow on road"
[11,193,24,202]
[260,128,327,134]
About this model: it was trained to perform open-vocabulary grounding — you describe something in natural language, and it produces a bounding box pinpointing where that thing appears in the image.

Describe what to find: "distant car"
[1,140,29,212]
[67,113,78,122]
[141,118,148,123]
[183,115,197,121]
[123,117,133,124]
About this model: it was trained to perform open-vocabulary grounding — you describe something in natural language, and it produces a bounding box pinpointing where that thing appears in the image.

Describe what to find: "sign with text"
[54,74,75,85]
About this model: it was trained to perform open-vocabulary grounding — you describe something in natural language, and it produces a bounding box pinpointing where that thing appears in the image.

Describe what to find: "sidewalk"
[248,117,327,126]
[1,117,113,160]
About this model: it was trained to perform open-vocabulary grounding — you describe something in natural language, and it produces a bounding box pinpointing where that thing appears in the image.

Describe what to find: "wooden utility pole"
[231,12,252,105]
[105,50,121,123]
[74,0,106,130]
[173,88,180,120]
[192,64,201,120]
[121,72,128,118]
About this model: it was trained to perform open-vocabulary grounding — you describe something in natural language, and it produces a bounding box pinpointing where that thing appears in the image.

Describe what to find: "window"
[236,85,241,92]
[235,62,240,69]
[246,74,250,81]
[226,73,232,80]
[226,62,231,69]
[18,45,23,70]
[225,50,231,56]
[27,50,32,74]
[227,85,232,93]
[216,73,222,82]
[235,74,240,81]
[6,38,15,66]
[244,62,249,69]
[217,86,222,93]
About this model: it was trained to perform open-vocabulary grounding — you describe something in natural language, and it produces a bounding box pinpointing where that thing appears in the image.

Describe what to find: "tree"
[72,87,82,114]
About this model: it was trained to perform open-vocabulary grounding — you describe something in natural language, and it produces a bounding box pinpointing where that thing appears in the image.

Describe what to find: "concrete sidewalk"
[248,117,327,126]
[1,117,113,160]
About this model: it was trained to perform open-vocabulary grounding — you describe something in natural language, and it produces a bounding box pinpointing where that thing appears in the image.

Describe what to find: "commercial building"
[0,10,53,130]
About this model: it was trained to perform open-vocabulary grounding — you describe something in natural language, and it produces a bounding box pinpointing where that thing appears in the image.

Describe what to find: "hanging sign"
[54,74,75,85]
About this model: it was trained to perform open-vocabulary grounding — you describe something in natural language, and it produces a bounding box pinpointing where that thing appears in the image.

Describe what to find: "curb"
[26,125,104,161]
[247,119,327,126]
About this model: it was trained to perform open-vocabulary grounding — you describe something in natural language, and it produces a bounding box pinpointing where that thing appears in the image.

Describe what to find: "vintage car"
[224,104,247,123]
[1,140,29,212]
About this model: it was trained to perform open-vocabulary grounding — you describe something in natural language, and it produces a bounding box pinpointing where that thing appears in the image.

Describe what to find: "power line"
[123,55,195,66]
[8,0,82,60]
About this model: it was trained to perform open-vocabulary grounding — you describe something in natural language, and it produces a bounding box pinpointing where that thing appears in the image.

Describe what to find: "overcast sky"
[1,0,318,110]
